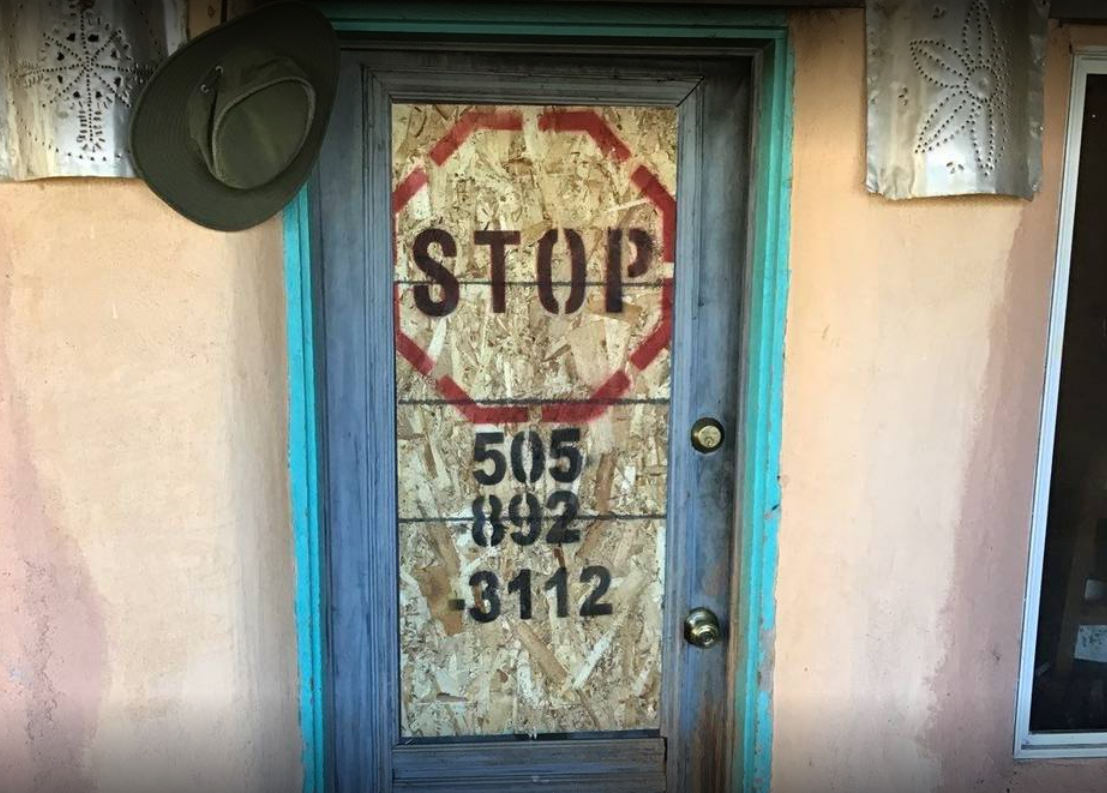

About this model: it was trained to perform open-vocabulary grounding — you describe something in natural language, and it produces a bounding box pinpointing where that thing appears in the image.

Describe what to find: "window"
[1018,52,1107,758]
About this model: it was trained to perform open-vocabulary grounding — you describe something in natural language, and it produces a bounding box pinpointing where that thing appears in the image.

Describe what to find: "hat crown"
[188,51,316,191]
[129,1,338,231]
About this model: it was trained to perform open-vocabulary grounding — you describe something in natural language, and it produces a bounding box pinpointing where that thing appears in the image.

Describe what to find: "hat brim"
[130,2,338,232]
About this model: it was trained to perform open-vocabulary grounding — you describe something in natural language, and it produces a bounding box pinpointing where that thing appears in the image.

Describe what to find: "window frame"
[1016,48,1107,760]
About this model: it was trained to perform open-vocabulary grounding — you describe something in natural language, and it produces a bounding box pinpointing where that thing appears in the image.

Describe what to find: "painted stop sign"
[392,106,675,424]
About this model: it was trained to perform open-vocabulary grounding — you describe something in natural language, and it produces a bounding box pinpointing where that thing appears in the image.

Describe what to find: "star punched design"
[909,0,1009,174]
[13,0,159,162]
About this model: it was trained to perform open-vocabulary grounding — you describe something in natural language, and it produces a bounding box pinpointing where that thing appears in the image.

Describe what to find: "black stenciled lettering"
[509,492,542,546]
[510,430,544,484]
[507,568,533,620]
[548,427,583,483]
[471,495,505,547]
[536,228,587,314]
[605,228,623,313]
[468,571,501,623]
[473,229,521,313]
[545,491,580,544]
[472,431,507,485]
[412,228,459,317]
[465,566,612,623]
[580,565,614,617]
[604,228,654,313]
[544,567,569,618]
[536,229,560,313]
[626,228,653,277]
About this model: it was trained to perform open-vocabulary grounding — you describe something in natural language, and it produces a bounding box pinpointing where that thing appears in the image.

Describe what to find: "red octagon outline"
[393,108,676,424]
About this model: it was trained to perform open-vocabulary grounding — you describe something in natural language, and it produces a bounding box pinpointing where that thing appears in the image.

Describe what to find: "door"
[315,46,752,792]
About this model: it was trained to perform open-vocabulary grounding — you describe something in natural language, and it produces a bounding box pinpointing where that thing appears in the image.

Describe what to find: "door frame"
[283,4,793,792]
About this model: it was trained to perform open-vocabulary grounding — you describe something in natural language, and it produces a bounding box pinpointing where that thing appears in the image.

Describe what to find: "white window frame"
[1016,49,1107,760]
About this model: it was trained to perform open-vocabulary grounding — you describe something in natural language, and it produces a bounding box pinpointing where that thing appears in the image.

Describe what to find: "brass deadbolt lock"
[690,417,725,453]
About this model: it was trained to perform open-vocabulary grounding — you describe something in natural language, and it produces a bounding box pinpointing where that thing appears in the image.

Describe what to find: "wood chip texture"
[393,103,677,737]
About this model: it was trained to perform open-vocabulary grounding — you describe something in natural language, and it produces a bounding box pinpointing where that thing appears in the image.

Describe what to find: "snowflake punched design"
[909,0,1009,174]
[13,0,159,161]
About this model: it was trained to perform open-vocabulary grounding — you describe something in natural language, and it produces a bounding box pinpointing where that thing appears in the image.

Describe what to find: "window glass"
[1031,73,1107,733]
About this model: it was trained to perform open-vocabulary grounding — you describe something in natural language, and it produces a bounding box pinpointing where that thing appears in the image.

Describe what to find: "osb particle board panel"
[395,285,671,403]
[393,103,677,737]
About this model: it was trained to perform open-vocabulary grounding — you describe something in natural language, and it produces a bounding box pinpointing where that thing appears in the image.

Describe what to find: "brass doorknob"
[684,607,722,649]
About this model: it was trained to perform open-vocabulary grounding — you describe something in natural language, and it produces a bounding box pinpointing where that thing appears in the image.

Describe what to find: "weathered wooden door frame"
[283,5,793,793]
[323,46,751,793]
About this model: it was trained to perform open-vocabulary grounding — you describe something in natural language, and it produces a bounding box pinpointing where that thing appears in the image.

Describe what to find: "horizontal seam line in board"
[393,279,668,287]
[397,513,668,524]
[397,397,671,405]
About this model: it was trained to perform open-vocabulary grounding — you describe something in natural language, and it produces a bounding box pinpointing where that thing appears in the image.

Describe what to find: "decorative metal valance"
[867,0,1049,199]
[0,0,186,180]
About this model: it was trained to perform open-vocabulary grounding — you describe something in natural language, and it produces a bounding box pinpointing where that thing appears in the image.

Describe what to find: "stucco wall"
[3,8,1107,793]
[0,181,299,792]
[775,11,1107,792]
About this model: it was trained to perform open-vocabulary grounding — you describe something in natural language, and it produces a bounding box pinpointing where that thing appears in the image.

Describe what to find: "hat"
[129,2,338,231]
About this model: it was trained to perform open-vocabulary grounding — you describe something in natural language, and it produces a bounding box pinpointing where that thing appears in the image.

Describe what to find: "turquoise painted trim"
[284,189,324,793]
[737,32,793,793]
[319,1,786,35]
[287,6,792,793]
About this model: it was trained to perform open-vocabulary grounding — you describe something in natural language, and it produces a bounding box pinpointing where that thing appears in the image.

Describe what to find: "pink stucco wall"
[775,11,1107,792]
[0,181,299,792]
[2,9,1107,793]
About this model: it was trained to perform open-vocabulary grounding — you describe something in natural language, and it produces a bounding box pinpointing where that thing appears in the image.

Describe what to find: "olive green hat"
[129,2,338,231]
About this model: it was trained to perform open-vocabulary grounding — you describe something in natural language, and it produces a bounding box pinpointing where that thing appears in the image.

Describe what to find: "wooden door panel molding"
[392,738,665,790]
[314,60,397,793]
[664,56,751,793]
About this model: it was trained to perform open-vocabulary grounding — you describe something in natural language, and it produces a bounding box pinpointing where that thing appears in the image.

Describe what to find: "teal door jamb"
[283,188,324,793]
[284,5,793,792]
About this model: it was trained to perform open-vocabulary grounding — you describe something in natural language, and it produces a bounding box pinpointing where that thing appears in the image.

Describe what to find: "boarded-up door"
[315,47,752,793]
